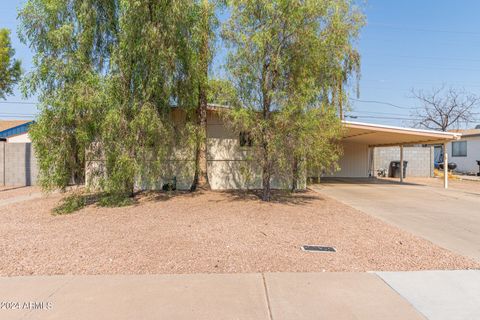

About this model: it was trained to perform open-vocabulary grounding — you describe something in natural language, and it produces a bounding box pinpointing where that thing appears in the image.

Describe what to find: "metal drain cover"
[301,245,336,252]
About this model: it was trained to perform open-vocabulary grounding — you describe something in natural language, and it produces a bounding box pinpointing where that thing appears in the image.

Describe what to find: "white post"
[2,141,5,186]
[372,147,376,177]
[400,145,404,183]
[443,142,448,189]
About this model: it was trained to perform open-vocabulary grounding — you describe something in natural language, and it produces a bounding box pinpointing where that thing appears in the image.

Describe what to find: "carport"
[338,121,461,188]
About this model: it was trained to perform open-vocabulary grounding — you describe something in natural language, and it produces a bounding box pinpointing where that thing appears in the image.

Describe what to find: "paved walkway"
[0,192,43,207]
[455,175,480,182]
[311,179,480,262]
[0,273,424,320]
[2,271,479,320]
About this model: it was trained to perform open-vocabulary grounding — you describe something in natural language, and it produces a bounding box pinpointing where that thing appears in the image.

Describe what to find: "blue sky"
[2,0,480,127]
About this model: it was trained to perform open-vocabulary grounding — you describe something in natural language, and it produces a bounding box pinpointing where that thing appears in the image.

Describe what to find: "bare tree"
[411,86,479,131]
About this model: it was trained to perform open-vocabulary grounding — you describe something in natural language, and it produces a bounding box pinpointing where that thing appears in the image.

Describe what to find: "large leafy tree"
[189,0,225,191]
[19,0,202,196]
[98,1,200,196]
[0,28,21,99]
[19,0,117,189]
[189,0,213,190]
[223,0,363,200]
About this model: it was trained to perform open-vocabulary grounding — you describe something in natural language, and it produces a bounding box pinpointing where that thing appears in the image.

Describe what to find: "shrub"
[97,193,135,208]
[53,194,86,215]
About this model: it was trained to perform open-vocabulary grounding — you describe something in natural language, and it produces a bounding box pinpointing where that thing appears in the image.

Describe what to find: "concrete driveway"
[312,178,480,262]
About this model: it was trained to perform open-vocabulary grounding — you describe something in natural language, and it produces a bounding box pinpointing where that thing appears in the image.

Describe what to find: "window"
[239,131,253,147]
[452,141,467,157]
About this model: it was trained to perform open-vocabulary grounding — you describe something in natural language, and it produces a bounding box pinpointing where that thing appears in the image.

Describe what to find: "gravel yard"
[0,188,478,276]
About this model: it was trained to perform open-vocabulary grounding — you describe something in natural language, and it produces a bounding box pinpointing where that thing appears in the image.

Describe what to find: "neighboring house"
[0,120,38,186]
[85,107,459,190]
[0,120,33,142]
[447,128,480,175]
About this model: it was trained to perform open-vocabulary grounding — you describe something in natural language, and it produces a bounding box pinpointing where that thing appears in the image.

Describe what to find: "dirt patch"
[0,190,478,276]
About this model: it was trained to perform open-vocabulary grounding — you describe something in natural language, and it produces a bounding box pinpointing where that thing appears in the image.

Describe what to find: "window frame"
[452,140,467,157]
[239,131,253,147]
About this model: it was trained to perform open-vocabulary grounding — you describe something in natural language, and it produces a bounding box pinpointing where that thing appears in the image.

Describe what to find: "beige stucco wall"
[322,141,370,178]
[206,111,305,190]
[7,133,31,143]
[207,111,260,189]
[86,110,306,191]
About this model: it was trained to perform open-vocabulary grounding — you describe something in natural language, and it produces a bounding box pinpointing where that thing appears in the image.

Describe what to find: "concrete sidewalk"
[0,192,43,207]
[377,270,480,320]
[0,273,424,320]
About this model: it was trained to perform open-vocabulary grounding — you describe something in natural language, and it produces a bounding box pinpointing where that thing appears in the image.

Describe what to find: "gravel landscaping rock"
[0,189,478,276]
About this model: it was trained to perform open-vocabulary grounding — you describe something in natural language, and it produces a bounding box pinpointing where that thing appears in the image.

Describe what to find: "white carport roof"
[343,121,461,147]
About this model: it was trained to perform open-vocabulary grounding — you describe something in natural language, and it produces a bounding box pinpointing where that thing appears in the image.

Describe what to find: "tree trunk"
[338,78,343,120]
[191,0,210,191]
[262,152,271,201]
[192,85,210,190]
[291,157,299,192]
[261,99,271,201]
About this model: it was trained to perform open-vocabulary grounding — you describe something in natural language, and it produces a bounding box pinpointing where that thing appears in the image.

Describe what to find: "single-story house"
[0,120,37,186]
[0,120,33,143]
[85,107,461,190]
[446,127,480,175]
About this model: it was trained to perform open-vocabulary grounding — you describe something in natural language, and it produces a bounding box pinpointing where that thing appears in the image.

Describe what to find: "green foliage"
[53,193,87,215]
[223,0,363,199]
[0,29,21,99]
[97,192,135,207]
[29,73,107,191]
[207,78,240,106]
[20,0,363,203]
[52,191,133,215]
[19,0,207,197]
[19,0,115,191]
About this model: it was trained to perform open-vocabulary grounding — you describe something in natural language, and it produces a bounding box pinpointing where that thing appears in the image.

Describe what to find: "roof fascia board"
[343,120,460,139]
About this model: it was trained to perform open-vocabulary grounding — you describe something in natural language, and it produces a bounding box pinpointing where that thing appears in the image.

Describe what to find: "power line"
[368,23,480,36]
[360,79,480,88]
[365,53,480,63]
[346,115,420,120]
[362,36,480,48]
[0,101,38,105]
[0,112,37,116]
[348,97,416,110]
[346,114,480,122]
[367,63,480,73]
[0,115,36,118]
[349,110,411,117]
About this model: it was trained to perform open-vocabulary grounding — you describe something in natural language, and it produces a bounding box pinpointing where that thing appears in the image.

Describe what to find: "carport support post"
[443,142,448,189]
[400,145,404,183]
